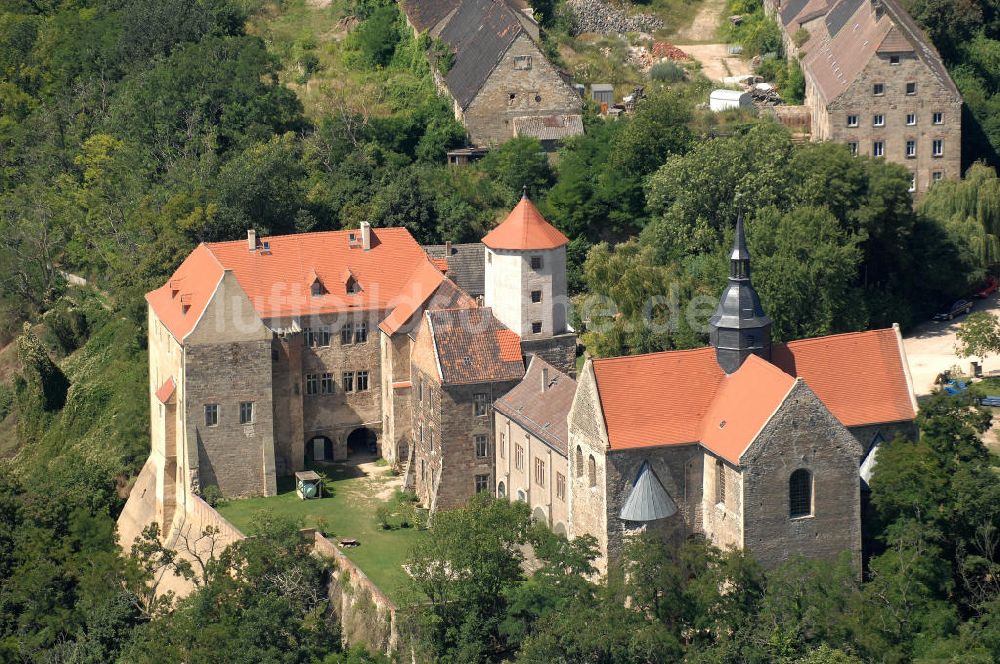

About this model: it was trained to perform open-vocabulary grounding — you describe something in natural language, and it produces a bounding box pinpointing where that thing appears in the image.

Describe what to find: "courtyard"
[217,460,425,604]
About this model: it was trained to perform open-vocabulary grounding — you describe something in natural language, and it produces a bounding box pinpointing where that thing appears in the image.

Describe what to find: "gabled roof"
[423,242,486,297]
[426,307,525,385]
[482,194,568,251]
[797,0,959,103]
[379,260,478,336]
[145,244,225,341]
[495,356,575,454]
[149,227,443,340]
[591,328,917,462]
[439,0,525,109]
[699,355,797,464]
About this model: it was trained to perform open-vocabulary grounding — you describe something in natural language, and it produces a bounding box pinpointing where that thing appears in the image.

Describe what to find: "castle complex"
[132,198,917,574]
[768,0,962,195]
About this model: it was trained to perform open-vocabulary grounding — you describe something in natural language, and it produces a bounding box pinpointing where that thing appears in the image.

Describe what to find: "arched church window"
[575,446,583,478]
[789,469,812,518]
[498,481,506,499]
[588,455,597,488]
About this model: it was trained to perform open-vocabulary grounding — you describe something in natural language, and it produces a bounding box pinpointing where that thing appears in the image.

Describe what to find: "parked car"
[974,276,998,298]
[933,299,974,321]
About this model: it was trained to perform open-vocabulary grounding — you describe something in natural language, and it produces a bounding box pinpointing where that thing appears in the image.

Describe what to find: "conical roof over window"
[482,190,569,251]
[619,462,678,522]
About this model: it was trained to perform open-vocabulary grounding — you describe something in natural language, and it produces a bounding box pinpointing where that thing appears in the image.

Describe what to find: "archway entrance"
[347,427,378,459]
[307,436,333,463]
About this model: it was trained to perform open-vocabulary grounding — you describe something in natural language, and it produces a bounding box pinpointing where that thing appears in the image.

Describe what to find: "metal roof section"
[619,462,678,522]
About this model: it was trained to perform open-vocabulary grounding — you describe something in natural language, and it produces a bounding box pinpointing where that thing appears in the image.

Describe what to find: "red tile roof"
[482,196,568,251]
[427,308,525,385]
[149,228,448,341]
[699,356,796,464]
[591,328,916,463]
[155,377,176,404]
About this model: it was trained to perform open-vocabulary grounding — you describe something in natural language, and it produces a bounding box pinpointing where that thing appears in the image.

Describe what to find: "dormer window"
[347,277,361,294]
[311,281,326,296]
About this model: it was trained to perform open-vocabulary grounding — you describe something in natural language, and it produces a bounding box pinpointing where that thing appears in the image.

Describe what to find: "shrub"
[352,5,401,68]
[793,27,810,48]
[0,383,12,421]
[201,484,223,507]
[650,61,686,83]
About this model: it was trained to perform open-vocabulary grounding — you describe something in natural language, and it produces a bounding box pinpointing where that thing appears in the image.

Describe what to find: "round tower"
[709,215,772,373]
[482,190,569,340]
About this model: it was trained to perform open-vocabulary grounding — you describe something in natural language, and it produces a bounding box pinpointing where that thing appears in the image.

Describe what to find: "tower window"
[789,469,812,517]
[588,455,597,488]
[532,321,542,334]
[530,256,543,270]
[531,290,542,303]
[575,446,583,477]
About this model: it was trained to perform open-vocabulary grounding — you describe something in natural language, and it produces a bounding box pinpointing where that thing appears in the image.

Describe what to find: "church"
[564,218,918,571]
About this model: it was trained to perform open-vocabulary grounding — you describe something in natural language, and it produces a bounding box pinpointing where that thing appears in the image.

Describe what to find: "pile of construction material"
[567,0,664,35]
[651,42,690,60]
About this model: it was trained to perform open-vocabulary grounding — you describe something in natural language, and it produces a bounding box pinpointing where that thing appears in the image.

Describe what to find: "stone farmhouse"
[564,218,919,572]
[767,0,962,195]
[401,0,584,148]
[139,194,576,532]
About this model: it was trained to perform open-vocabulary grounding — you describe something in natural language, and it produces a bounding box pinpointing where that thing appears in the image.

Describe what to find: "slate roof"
[423,243,486,297]
[590,327,917,464]
[495,356,575,454]
[512,114,585,141]
[401,0,462,32]
[426,308,525,385]
[439,0,526,109]
[619,462,678,522]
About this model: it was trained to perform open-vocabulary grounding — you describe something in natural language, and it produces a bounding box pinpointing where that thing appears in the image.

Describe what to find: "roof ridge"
[204,226,409,248]
[592,345,714,365]
[783,327,895,346]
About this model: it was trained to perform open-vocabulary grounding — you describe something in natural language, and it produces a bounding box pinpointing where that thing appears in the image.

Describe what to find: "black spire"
[709,214,772,374]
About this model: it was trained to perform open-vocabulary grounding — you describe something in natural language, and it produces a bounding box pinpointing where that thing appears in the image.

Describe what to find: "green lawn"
[217,463,425,604]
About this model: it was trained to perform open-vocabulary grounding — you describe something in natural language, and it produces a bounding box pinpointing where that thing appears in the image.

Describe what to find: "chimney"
[445,240,452,255]
[541,366,549,392]
[361,221,371,251]
[247,229,257,252]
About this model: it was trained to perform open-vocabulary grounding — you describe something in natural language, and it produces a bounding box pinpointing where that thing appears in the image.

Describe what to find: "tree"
[956,311,1000,364]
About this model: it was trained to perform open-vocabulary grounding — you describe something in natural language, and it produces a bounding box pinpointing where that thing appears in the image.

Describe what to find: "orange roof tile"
[150,228,449,340]
[431,257,449,272]
[699,356,796,464]
[592,328,916,460]
[772,328,916,427]
[392,380,413,389]
[482,196,568,251]
[378,260,447,336]
[145,244,225,341]
[497,328,522,362]
[155,377,176,404]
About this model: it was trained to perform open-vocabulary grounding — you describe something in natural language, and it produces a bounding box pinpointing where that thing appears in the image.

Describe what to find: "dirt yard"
[672,0,751,82]
[902,292,1000,395]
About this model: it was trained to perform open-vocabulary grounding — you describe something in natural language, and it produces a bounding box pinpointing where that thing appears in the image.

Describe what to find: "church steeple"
[709,215,772,374]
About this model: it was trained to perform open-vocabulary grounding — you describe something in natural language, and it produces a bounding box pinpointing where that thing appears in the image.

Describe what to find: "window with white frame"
[909,173,916,193]
[848,142,858,155]
[906,113,916,126]
[873,141,884,158]
[873,113,885,127]
[473,393,489,417]
[515,443,524,470]
[905,81,916,95]
[846,114,858,127]
[534,457,545,487]
[932,112,944,125]
[933,139,944,157]
[475,434,489,458]
[933,171,943,183]
[906,140,916,158]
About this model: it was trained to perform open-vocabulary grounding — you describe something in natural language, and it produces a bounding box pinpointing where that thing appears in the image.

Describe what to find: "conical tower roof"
[482,190,569,251]
[619,462,678,522]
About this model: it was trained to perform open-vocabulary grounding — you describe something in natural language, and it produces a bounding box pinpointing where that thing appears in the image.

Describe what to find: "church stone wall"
[741,381,864,570]
[567,363,610,569]
[701,454,744,551]
[604,444,702,566]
